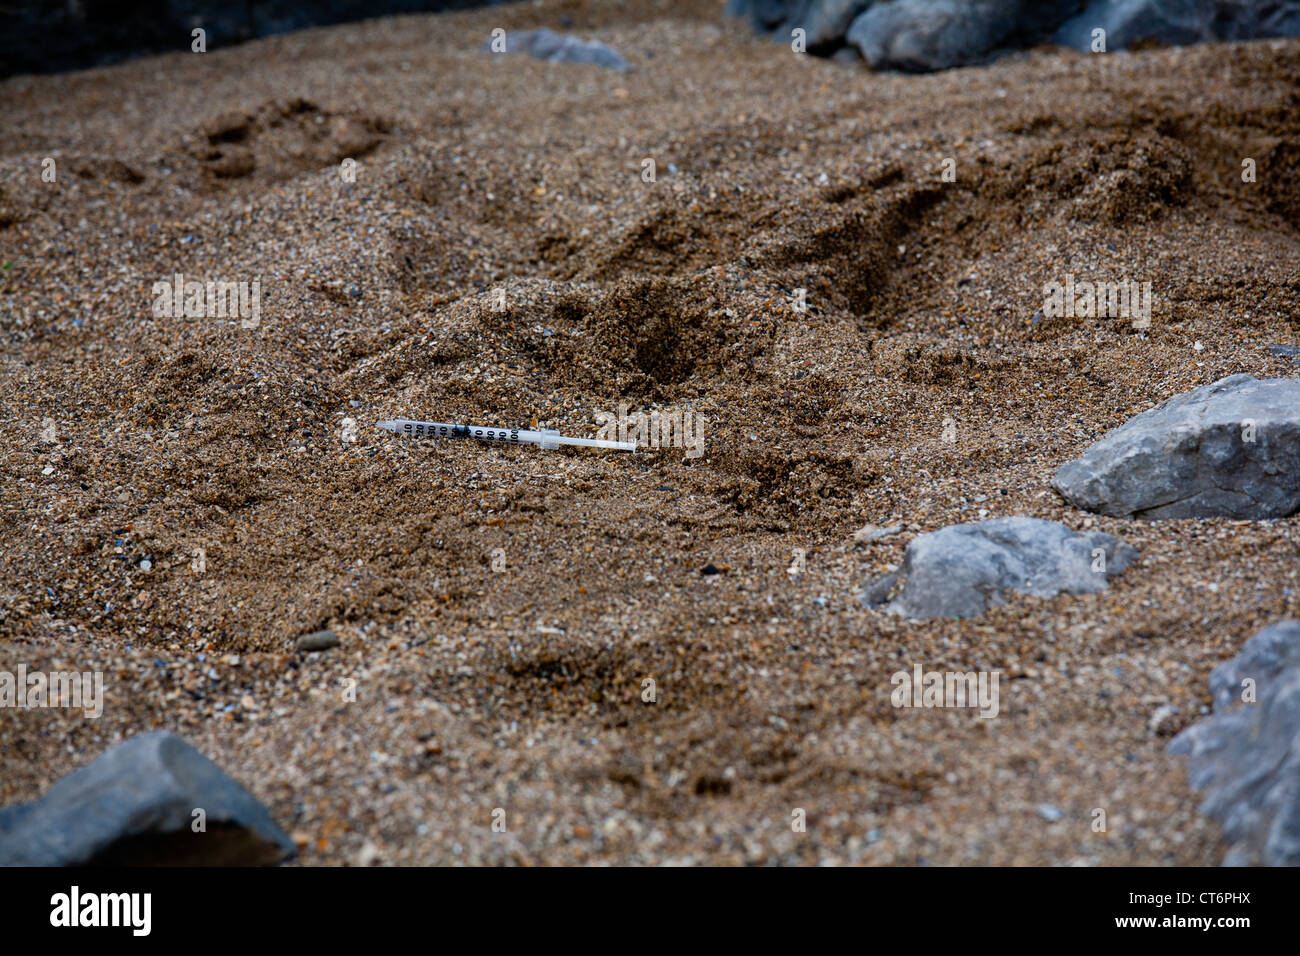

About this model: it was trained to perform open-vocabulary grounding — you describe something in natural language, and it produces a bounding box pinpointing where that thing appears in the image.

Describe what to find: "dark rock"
[804,0,879,47]
[0,731,294,866]
[846,0,1069,72]
[1,1,510,80]
[727,0,816,34]
[1055,0,1300,52]
[728,0,1300,71]
[1169,620,1300,866]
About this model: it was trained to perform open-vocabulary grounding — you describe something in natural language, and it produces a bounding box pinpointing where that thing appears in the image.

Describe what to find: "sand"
[2,0,1299,864]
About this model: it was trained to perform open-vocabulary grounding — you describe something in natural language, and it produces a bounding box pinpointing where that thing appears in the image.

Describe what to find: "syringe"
[376,419,636,452]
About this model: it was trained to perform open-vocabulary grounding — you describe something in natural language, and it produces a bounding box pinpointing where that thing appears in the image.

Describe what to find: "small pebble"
[295,629,340,652]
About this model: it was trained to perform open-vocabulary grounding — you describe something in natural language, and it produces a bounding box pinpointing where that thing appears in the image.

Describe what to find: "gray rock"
[860,516,1136,620]
[727,0,816,34]
[1052,374,1300,519]
[486,28,631,71]
[0,731,294,866]
[803,0,880,46]
[1169,620,1300,866]
[296,627,340,652]
[1,0,518,79]
[729,0,1300,70]
[1055,0,1300,52]
[846,0,1067,72]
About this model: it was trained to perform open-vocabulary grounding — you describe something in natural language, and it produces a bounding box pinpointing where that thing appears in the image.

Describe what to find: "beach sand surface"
[2,0,1299,864]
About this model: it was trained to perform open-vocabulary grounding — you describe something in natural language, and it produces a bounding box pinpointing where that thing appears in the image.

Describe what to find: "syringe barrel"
[394,420,526,444]
[392,420,470,439]
[383,420,633,451]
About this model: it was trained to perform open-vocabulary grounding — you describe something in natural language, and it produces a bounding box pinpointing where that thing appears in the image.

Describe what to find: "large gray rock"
[1055,0,1300,51]
[0,731,294,866]
[846,0,1064,71]
[486,28,632,72]
[1169,620,1300,866]
[1053,374,1300,520]
[860,516,1137,620]
[804,0,880,46]
[728,0,1300,70]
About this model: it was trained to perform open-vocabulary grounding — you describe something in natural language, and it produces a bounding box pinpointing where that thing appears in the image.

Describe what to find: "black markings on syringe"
[403,421,520,443]
[470,427,521,443]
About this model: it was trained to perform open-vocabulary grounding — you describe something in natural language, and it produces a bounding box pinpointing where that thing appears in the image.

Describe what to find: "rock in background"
[1169,620,1300,866]
[0,0,507,79]
[1055,0,1300,52]
[860,516,1137,620]
[0,731,294,866]
[12,1,1300,77]
[846,0,1071,71]
[726,0,814,35]
[728,0,1300,70]
[1053,375,1300,520]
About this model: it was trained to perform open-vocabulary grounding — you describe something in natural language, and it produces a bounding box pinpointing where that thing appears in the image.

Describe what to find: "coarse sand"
[2,0,1299,864]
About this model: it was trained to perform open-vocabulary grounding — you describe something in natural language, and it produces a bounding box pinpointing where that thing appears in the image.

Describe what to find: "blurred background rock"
[728,0,1300,71]
[7,1,1300,79]
[0,0,504,78]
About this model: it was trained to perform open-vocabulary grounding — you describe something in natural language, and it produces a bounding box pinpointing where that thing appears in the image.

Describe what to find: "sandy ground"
[2,0,1299,865]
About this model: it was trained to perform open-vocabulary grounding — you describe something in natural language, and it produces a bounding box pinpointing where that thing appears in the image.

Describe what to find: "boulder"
[1054,0,1300,52]
[1053,374,1300,520]
[0,731,294,866]
[846,0,1066,72]
[727,0,1300,70]
[860,516,1137,620]
[1169,620,1300,866]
